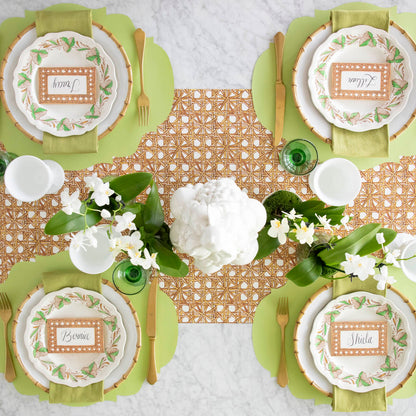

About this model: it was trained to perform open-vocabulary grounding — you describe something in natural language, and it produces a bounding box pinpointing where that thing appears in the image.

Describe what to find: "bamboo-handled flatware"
[274,32,285,147]
[134,28,150,126]
[146,277,158,384]
[0,292,16,382]
[276,296,289,387]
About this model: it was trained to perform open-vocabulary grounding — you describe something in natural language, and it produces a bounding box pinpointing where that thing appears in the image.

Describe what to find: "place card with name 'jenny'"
[38,67,96,104]
[330,321,388,356]
[330,62,391,100]
[46,318,104,353]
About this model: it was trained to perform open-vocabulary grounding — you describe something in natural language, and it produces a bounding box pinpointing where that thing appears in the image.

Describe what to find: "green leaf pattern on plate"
[16,34,115,133]
[28,289,122,384]
[314,294,408,389]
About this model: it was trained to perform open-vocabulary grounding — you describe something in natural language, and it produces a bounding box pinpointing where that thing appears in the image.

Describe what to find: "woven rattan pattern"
[1,89,416,323]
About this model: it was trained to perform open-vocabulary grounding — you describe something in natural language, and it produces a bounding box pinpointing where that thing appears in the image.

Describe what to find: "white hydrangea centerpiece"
[169,178,267,274]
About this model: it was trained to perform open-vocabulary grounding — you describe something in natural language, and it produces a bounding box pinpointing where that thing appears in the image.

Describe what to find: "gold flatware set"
[276,296,289,387]
[0,292,16,382]
[134,28,150,126]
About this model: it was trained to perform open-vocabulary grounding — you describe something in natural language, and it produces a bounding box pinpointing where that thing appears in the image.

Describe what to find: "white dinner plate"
[13,31,117,137]
[294,284,416,396]
[1,23,131,143]
[13,281,140,392]
[309,291,412,393]
[293,21,416,142]
[308,25,413,132]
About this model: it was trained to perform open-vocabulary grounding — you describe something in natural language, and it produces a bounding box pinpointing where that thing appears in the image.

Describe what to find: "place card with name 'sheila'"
[38,67,96,104]
[46,318,104,353]
[330,63,391,100]
[330,321,388,357]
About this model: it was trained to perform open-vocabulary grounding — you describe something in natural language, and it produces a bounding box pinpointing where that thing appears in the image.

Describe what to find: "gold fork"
[276,297,289,387]
[0,292,16,382]
[134,28,150,126]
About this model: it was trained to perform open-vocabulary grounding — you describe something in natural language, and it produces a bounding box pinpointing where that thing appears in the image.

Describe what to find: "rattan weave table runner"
[1,89,415,323]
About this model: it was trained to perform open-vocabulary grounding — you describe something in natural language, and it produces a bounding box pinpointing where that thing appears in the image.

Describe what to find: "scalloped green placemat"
[252,267,416,406]
[0,3,174,171]
[0,251,178,406]
[252,2,416,170]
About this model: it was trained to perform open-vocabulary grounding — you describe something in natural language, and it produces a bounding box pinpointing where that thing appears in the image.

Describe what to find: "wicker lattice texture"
[1,89,416,323]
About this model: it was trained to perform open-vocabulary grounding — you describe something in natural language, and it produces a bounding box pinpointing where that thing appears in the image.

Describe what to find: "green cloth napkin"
[35,10,98,154]
[42,271,103,404]
[332,276,387,412]
[331,9,390,158]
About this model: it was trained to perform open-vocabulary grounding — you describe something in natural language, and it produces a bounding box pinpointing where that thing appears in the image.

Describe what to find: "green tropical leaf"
[108,172,153,202]
[255,226,280,260]
[143,181,164,233]
[286,256,323,287]
[318,223,382,266]
[44,209,101,235]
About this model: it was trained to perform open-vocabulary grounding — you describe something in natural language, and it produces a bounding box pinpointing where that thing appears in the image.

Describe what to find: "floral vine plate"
[13,31,117,137]
[308,25,413,132]
[24,287,126,387]
[294,284,416,397]
[309,291,412,393]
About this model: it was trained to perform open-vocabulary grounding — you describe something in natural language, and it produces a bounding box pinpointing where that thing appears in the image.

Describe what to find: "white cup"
[69,226,115,274]
[4,155,65,202]
[308,158,362,206]
[400,239,416,283]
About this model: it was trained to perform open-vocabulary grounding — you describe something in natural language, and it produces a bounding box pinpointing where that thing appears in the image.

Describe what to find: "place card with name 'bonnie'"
[330,62,390,100]
[330,321,388,356]
[46,318,104,353]
[38,67,96,104]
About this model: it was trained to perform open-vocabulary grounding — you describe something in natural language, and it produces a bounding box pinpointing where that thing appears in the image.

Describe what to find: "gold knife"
[274,32,285,147]
[146,276,158,384]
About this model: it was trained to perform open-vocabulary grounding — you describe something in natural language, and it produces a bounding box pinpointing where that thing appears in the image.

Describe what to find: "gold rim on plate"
[293,283,416,397]
[292,20,416,144]
[11,279,141,394]
[0,22,133,144]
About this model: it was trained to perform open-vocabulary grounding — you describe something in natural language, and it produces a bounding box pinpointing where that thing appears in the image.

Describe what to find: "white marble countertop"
[2,0,416,415]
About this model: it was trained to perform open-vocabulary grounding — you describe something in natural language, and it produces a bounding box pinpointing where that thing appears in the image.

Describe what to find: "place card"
[46,318,104,353]
[330,63,390,100]
[38,67,96,104]
[330,321,388,356]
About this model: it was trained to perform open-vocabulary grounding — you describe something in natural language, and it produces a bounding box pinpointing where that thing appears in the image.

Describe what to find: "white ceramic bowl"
[308,158,361,206]
[400,239,416,283]
[4,155,62,202]
[69,226,115,275]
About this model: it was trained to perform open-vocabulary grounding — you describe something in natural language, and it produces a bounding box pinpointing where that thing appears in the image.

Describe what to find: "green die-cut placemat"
[0,3,174,170]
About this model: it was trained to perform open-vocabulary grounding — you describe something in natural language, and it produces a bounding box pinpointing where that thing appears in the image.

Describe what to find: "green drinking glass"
[112,259,152,295]
[279,139,318,175]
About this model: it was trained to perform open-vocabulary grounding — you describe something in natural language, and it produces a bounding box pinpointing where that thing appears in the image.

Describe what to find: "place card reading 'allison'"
[46,318,104,353]
[330,63,390,100]
[38,67,96,104]
[330,321,388,357]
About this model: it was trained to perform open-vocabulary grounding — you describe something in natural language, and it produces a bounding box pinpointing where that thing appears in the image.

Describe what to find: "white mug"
[4,155,65,202]
[308,158,361,206]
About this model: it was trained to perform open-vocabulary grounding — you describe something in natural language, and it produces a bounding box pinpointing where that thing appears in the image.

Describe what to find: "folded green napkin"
[331,9,390,158]
[35,10,98,154]
[332,276,387,412]
[42,271,103,404]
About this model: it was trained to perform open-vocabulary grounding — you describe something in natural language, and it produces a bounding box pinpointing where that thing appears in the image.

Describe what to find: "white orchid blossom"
[91,181,115,206]
[282,208,303,221]
[339,215,352,231]
[385,250,400,268]
[83,226,98,248]
[341,253,376,281]
[376,232,386,245]
[374,265,396,290]
[84,174,103,191]
[70,231,88,252]
[315,214,332,231]
[115,212,137,233]
[294,221,315,246]
[134,248,160,270]
[101,209,111,219]
[268,217,289,244]
[60,188,82,216]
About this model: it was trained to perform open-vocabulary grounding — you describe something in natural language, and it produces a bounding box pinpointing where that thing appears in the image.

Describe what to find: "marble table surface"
[1,0,416,415]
